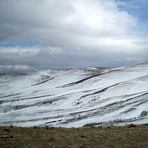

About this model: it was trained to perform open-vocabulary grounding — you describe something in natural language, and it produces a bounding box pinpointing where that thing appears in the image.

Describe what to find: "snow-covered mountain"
[0,63,148,127]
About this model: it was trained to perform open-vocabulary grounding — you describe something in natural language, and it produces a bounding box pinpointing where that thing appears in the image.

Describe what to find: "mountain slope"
[0,63,148,127]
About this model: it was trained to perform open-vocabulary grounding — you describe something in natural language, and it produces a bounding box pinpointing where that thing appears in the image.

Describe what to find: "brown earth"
[0,124,148,148]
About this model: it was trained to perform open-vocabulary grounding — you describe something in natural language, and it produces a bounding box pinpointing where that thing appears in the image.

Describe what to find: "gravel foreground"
[0,124,148,148]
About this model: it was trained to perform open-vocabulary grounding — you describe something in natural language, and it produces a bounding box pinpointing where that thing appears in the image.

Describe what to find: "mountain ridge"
[0,63,148,127]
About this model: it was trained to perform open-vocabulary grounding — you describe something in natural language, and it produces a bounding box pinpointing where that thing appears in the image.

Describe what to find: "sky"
[0,0,148,73]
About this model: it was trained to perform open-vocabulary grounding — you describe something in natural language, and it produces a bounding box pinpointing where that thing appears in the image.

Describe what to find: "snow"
[0,63,148,127]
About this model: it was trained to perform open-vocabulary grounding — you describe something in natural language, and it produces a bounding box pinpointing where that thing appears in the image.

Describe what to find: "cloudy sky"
[0,0,148,73]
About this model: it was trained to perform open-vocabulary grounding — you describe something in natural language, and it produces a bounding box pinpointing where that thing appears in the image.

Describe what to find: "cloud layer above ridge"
[0,0,148,73]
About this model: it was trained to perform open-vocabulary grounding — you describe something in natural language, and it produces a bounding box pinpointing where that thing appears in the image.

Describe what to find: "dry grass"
[0,124,148,148]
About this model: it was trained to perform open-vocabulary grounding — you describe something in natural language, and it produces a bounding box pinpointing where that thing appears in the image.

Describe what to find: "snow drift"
[0,63,148,127]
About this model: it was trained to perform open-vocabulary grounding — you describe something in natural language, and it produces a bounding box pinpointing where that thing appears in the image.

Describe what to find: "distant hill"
[0,63,148,127]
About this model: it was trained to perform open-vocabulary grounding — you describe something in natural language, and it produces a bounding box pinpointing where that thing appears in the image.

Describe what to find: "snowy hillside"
[0,63,148,127]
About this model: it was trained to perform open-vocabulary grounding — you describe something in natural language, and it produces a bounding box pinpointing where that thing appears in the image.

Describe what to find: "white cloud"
[0,46,39,57]
[0,0,137,42]
[0,0,147,73]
